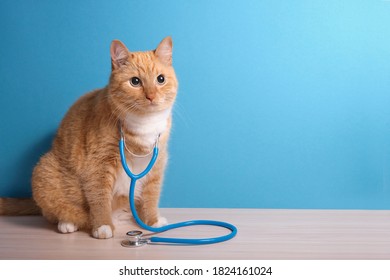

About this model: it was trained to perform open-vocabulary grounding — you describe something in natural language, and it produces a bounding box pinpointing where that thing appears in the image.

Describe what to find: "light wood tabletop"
[0,208,389,260]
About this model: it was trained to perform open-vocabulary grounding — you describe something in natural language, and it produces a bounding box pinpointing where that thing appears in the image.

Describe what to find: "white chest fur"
[113,109,170,199]
[124,109,171,147]
[112,155,153,199]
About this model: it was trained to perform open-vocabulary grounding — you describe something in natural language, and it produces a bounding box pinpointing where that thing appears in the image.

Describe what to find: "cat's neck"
[122,109,171,147]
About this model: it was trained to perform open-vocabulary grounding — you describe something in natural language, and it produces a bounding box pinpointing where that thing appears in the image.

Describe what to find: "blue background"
[1,0,390,209]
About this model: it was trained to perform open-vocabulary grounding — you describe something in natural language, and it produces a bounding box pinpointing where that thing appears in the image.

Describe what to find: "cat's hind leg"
[32,152,90,233]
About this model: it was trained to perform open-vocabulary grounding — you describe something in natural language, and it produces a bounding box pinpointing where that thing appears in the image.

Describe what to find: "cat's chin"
[134,105,172,117]
[123,102,162,114]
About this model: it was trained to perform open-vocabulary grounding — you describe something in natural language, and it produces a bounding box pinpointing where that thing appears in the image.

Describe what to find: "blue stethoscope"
[119,129,237,247]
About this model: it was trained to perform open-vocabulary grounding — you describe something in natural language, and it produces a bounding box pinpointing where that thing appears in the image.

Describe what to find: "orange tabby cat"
[0,37,178,239]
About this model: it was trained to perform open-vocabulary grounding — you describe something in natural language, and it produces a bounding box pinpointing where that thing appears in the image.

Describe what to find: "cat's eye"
[130,77,141,87]
[157,74,165,85]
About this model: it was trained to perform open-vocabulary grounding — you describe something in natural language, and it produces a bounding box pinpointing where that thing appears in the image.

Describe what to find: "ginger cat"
[1,37,178,239]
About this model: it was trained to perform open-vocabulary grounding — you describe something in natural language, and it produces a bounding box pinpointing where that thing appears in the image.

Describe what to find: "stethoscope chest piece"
[121,230,150,248]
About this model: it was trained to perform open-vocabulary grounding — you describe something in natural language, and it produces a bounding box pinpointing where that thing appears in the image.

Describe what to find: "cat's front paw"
[92,225,113,239]
[152,216,168,228]
[58,221,78,233]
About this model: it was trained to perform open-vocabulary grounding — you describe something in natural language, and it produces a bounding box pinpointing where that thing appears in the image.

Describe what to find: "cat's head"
[108,37,178,117]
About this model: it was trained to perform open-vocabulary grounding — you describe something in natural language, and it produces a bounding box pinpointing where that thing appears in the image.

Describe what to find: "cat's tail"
[0,198,41,215]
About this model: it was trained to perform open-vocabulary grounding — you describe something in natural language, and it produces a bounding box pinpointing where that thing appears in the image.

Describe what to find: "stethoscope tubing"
[119,138,237,245]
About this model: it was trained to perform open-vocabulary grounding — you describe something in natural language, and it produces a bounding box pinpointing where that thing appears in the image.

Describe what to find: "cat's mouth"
[144,98,170,110]
[137,102,170,115]
[123,98,171,114]
[146,100,158,106]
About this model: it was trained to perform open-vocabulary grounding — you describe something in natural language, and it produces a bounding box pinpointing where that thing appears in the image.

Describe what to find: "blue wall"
[1,0,390,209]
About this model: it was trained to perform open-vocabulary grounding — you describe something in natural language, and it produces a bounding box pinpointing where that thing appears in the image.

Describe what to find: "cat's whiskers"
[107,102,125,129]
[107,99,138,130]
[173,102,191,129]
[103,92,122,128]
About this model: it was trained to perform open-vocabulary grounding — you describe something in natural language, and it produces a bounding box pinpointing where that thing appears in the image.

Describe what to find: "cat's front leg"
[83,170,115,239]
[138,173,168,227]
[90,202,114,239]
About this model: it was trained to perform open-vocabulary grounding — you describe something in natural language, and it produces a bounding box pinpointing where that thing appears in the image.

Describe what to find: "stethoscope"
[119,128,237,247]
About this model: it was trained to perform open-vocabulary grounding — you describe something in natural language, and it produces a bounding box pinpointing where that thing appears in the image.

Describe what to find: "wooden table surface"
[0,208,389,260]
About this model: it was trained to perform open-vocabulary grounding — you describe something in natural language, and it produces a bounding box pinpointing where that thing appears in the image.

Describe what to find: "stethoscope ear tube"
[119,137,237,246]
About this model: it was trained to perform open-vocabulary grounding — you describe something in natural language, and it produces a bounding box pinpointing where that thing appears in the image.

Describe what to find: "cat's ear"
[110,40,130,70]
[155,36,173,65]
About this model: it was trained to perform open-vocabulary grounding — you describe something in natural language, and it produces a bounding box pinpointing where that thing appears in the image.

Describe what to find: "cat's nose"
[146,92,156,102]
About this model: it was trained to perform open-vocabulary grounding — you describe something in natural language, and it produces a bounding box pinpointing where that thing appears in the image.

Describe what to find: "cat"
[0,37,178,239]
